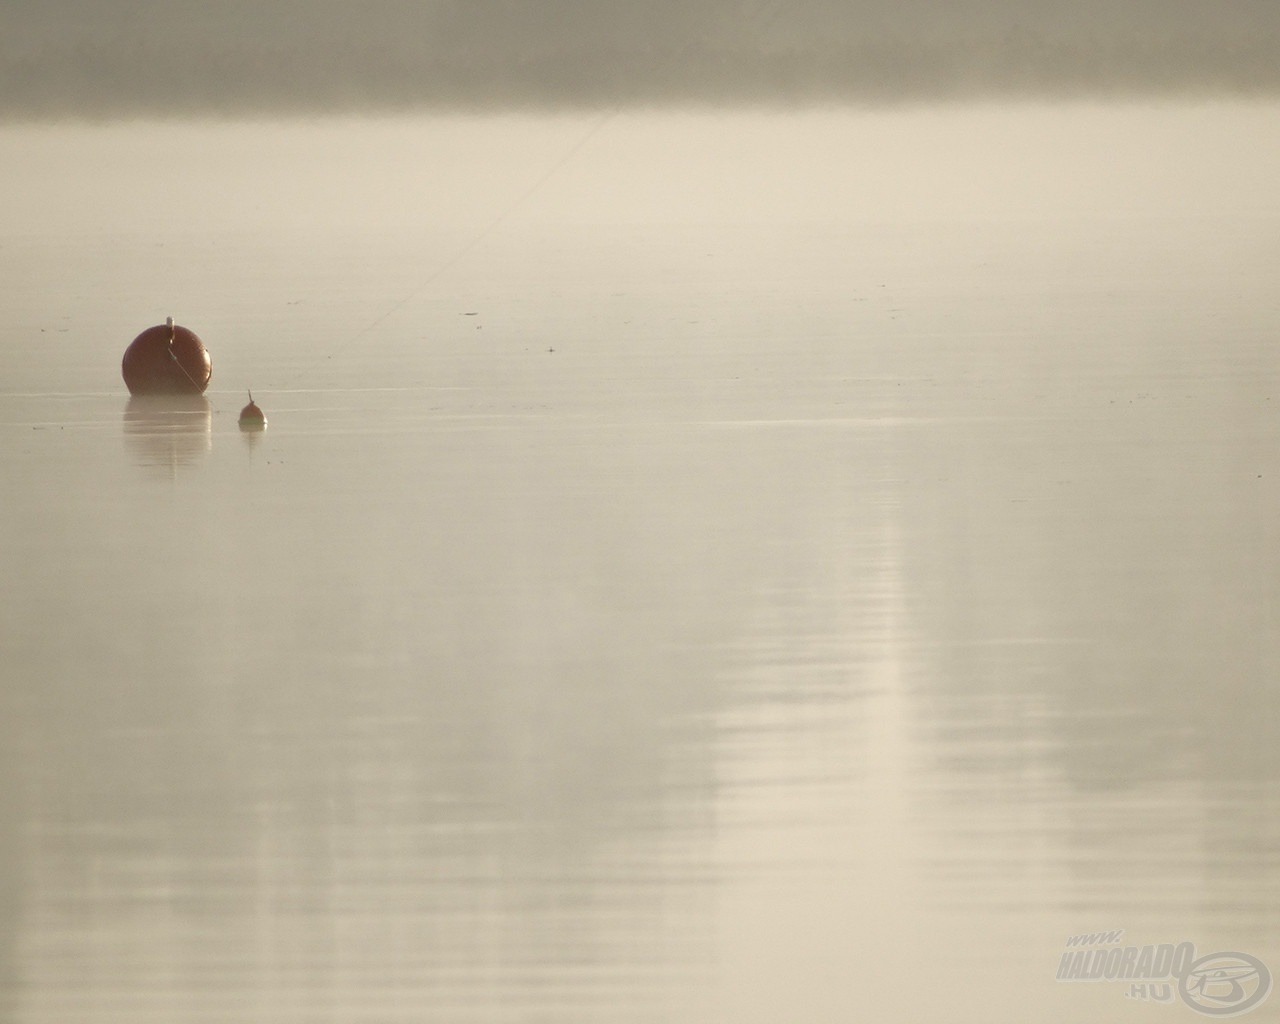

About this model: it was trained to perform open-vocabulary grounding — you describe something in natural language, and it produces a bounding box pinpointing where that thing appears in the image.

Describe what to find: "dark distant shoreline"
[3,0,1279,120]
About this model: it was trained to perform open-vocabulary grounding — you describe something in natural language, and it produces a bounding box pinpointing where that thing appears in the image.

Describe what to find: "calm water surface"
[2,108,1278,1022]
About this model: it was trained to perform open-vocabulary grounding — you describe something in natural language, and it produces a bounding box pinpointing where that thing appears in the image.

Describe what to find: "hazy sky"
[3,0,1279,118]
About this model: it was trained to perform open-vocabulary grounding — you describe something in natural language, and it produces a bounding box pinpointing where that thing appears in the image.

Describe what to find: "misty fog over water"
[2,3,1279,1021]
[4,0,1280,117]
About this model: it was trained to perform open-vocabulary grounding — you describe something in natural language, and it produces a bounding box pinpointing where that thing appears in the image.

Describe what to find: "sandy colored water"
[1,106,1278,1022]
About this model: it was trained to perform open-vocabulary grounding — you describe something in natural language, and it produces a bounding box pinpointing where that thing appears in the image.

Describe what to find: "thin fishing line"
[277,0,792,390]
[283,109,615,388]
[163,315,218,402]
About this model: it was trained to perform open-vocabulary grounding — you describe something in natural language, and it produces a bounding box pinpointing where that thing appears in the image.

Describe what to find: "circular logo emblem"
[1179,951,1273,1017]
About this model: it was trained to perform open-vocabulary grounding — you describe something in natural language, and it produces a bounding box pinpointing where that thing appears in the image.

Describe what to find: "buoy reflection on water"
[122,394,213,469]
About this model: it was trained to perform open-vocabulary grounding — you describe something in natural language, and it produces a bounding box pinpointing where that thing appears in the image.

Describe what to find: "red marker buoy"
[122,317,212,395]
[238,390,266,430]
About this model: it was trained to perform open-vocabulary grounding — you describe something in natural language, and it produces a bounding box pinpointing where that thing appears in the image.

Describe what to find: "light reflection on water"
[121,396,214,473]
[1,210,1278,1023]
